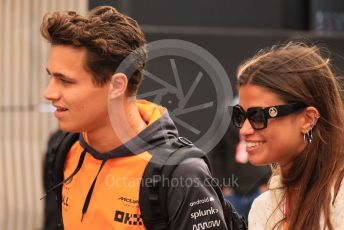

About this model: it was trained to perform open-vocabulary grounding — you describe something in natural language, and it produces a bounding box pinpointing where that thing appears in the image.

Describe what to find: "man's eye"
[60,78,73,84]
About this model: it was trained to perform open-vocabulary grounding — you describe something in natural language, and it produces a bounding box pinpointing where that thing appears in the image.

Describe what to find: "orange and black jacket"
[60,100,228,229]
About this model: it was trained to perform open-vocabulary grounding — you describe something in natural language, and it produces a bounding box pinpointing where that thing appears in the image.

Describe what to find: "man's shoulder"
[171,157,210,178]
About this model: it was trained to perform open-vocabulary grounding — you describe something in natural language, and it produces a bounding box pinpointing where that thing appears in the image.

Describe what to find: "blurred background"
[1,0,344,229]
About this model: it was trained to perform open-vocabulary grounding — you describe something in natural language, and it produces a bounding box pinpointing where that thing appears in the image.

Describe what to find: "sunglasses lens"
[232,106,245,128]
[247,109,266,130]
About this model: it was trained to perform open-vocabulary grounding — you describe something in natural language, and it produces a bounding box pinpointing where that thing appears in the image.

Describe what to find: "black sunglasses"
[230,102,307,130]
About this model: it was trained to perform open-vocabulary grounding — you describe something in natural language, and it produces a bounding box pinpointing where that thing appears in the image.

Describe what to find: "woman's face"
[238,84,306,168]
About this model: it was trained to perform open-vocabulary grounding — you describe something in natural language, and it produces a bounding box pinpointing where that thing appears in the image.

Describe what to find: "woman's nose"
[240,119,255,136]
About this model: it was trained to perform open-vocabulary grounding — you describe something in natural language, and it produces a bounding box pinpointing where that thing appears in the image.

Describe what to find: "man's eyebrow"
[46,68,73,80]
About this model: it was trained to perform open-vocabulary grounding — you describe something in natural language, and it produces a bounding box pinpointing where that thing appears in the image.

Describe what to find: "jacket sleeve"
[167,157,228,229]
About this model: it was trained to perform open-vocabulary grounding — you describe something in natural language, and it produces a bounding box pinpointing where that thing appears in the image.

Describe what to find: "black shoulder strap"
[139,137,248,230]
[43,131,79,230]
[139,137,208,230]
[45,132,79,208]
[53,132,80,208]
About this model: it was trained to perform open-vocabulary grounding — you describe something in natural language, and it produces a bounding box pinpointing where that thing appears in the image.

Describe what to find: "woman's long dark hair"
[237,42,344,230]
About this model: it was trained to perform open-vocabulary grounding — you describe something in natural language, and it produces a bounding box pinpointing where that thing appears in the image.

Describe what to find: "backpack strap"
[50,132,80,209]
[139,136,248,230]
[139,137,207,230]
[44,131,79,229]
[159,145,208,228]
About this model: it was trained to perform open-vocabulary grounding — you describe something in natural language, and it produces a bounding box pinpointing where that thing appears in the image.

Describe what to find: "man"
[41,6,230,229]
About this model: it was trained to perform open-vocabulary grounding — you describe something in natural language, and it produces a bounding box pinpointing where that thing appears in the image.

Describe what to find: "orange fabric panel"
[62,100,166,229]
[62,142,152,229]
[136,99,166,124]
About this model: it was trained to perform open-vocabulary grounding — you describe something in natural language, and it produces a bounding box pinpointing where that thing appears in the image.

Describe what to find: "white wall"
[0,0,87,229]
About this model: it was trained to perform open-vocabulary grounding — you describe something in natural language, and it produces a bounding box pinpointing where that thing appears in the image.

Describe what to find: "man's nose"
[43,78,60,101]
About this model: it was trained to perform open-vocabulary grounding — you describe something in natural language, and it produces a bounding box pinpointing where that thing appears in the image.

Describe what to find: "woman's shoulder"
[250,189,274,214]
[332,176,344,209]
[248,191,276,229]
[249,176,285,229]
[331,177,344,228]
[251,175,283,207]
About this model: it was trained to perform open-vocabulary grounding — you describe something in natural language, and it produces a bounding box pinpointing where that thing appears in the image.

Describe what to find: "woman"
[231,42,344,229]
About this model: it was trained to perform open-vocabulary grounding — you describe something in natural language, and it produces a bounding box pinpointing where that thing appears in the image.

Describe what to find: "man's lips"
[54,105,68,112]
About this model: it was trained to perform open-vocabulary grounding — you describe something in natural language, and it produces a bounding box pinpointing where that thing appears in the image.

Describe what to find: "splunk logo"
[189,197,215,207]
[192,219,221,230]
[114,210,143,226]
[191,207,219,220]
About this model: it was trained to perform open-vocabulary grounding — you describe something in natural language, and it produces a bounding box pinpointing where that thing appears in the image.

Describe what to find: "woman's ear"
[301,106,320,132]
[109,73,128,99]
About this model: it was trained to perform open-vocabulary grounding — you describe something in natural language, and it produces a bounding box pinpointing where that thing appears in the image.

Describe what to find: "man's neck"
[86,126,122,153]
[86,99,147,153]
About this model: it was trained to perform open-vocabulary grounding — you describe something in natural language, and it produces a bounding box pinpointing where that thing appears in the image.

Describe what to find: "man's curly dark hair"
[40,6,146,96]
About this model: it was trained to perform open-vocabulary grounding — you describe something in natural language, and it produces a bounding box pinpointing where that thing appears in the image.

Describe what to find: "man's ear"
[301,106,320,132]
[109,73,128,99]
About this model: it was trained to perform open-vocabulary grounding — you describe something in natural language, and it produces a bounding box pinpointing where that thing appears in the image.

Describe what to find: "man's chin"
[58,124,80,133]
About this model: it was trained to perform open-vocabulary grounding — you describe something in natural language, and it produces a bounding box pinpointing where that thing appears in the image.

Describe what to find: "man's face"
[44,45,110,133]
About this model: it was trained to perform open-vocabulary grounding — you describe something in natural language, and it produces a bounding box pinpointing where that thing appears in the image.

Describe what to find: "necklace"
[283,194,289,230]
